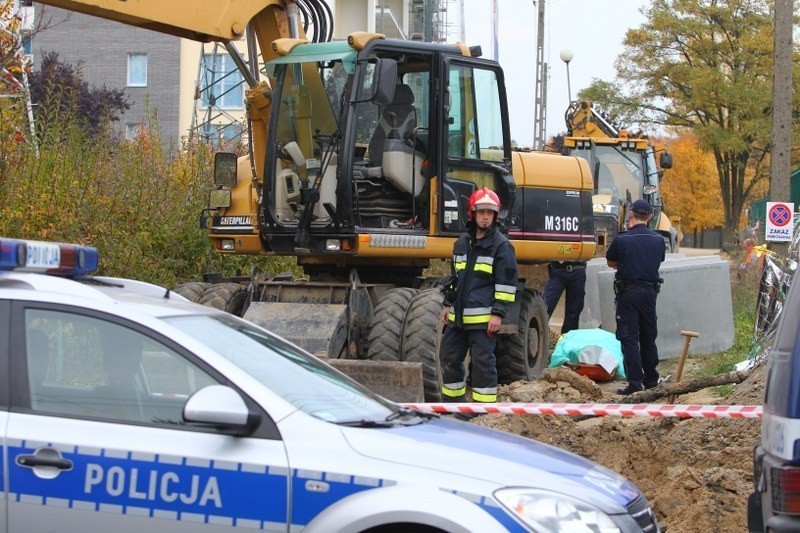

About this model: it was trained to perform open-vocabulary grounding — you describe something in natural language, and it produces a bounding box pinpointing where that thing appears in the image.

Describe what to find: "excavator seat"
[356,85,426,189]
[368,84,418,167]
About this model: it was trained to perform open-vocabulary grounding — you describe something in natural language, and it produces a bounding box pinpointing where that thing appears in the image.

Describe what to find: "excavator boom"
[34,0,284,41]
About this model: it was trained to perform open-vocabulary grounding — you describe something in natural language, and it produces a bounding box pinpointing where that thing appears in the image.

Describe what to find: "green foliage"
[0,90,300,287]
[588,0,800,237]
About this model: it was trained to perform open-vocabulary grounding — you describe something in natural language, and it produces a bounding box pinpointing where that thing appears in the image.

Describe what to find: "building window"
[126,123,144,140]
[200,54,244,110]
[202,123,242,143]
[127,53,147,87]
[22,35,31,55]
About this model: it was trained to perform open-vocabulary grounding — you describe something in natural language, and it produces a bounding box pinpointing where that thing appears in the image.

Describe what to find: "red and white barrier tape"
[402,402,763,419]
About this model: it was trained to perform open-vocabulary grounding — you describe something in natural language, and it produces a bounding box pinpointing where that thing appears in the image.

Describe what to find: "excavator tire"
[365,288,418,361]
[197,283,248,316]
[496,289,550,383]
[401,289,444,402]
[173,282,213,303]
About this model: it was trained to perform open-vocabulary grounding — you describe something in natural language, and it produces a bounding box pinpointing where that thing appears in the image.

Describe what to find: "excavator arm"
[564,99,619,138]
[34,0,284,42]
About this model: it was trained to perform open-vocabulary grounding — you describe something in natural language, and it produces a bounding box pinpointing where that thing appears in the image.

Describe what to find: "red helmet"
[467,187,501,221]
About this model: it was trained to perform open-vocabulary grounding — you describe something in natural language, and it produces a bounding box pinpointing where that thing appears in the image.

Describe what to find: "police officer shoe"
[616,384,645,395]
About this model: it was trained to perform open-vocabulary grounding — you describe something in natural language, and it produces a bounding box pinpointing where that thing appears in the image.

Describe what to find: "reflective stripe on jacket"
[444,225,518,329]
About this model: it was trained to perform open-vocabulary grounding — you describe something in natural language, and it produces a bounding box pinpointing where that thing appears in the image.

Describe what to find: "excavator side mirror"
[659,151,673,169]
[352,58,398,105]
[214,152,238,187]
[370,58,398,106]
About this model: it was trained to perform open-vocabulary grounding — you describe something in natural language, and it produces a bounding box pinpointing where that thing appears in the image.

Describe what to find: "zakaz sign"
[766,202,795,243]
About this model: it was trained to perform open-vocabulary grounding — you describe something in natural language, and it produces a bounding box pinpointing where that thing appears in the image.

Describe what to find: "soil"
[471,363,767,532]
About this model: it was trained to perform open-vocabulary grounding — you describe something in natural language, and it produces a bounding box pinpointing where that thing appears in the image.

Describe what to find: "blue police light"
[0,238,99,275]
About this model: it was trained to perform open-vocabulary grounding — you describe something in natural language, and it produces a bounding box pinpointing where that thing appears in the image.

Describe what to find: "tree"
[0,0,27,95]
[659,132,725,233]
[592,0,799,238]
[28,51,129,137]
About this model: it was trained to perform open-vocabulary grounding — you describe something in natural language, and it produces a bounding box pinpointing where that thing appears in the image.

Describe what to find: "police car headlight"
[494,488,620,532]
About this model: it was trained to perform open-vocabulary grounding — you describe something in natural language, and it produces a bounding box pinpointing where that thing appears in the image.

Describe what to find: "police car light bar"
[0,238,99,275]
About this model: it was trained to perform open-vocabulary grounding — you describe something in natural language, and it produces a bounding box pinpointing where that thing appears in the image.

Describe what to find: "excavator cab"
[256,37,517,260]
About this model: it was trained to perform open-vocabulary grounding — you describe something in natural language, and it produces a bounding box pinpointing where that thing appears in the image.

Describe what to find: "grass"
[657,263,761,394]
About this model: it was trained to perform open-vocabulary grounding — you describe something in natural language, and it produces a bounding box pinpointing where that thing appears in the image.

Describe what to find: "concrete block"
[581,256,734,358]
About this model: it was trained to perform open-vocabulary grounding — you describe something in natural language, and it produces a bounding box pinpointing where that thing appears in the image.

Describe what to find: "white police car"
[0,237,658,532]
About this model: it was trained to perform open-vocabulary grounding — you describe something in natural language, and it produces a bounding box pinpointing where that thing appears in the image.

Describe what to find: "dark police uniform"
[543,261,587,335]
[441,224,518,403]
[606,205,666,394]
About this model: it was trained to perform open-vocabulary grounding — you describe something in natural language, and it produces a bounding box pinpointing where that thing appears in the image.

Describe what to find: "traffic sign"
[766,202,795,242]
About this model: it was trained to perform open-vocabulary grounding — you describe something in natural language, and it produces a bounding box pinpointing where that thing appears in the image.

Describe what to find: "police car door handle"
[16,454,73,470]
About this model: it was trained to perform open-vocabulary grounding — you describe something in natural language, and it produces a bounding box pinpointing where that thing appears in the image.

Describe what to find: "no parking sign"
[766,202,795,242]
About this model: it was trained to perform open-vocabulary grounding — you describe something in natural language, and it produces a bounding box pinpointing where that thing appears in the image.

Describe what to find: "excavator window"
[440,61,510,234]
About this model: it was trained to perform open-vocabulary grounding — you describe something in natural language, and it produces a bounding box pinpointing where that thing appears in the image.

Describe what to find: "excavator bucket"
[244,302,348,356]
[243,301,425,402]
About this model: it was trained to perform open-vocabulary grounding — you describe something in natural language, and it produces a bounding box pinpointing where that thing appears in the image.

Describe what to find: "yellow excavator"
[562,99,679,252]
[36,0,596,400]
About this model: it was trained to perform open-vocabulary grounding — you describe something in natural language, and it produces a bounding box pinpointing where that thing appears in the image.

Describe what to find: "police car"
[0,237,658,532]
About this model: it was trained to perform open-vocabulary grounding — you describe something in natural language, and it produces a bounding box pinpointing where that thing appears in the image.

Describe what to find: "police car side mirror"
[183,385,260,436]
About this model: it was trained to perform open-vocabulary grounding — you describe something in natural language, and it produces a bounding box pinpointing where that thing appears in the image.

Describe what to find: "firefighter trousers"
[440,326,497,403]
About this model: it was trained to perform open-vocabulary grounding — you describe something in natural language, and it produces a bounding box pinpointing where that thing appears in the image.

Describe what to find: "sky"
[457,0,649,147]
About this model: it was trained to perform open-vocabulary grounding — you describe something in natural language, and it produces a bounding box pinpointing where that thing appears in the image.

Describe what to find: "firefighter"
[606,199,666,395]
[439,187,519,403]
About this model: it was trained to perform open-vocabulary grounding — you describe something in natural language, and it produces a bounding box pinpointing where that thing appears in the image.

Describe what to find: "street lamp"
[560,49,574,104]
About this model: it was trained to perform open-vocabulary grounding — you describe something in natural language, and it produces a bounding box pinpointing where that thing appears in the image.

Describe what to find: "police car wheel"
[401,289,445,402]
[365,288,418,361]
[197,283,248,316]
[173,281,213,303]
[496,289,549,383]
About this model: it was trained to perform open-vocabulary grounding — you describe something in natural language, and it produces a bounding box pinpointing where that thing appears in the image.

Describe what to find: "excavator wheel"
[173,282,213,303]
[401,289,444,402]
[365,288,418,361]
[496,289,550,383]
[197,283,248,316]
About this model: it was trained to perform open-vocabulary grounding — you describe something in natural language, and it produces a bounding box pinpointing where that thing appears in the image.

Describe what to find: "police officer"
[543,260,587,335]
[606,199,666,395]
[439,187,518,403]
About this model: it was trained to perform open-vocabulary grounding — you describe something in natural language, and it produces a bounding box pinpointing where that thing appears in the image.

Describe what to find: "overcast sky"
[458,0,649,146]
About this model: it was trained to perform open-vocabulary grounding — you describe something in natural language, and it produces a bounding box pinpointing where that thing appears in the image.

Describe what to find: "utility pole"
[532,0,546,150]
[491,0,499,61]
[768,0,793,255]
[424,0,433,42]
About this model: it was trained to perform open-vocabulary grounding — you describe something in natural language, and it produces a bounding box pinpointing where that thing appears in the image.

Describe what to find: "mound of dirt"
[475,364,766,532]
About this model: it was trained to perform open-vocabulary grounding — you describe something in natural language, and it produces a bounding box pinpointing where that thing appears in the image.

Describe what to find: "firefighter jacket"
[443,225,518,329]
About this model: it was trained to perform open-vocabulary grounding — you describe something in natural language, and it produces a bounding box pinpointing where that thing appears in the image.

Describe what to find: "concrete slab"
[580,255,734,358]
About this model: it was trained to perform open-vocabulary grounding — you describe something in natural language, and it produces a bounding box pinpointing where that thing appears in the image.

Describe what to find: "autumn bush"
[0,97,299,286]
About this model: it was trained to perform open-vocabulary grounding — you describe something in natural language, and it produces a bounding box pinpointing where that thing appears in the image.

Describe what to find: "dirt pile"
[475,364,766,532]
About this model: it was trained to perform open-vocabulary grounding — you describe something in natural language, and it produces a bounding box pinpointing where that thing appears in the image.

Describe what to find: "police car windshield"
[165,314,396,424]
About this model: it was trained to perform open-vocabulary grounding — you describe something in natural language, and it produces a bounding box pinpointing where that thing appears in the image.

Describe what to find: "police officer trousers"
[543,264,587,335]
[615,284,659,389]
[440,326,497,403]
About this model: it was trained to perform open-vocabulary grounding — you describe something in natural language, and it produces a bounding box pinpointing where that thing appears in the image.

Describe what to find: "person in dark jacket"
[439,187,518,403]
[606,199,666,395]
[543,260,587,335]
